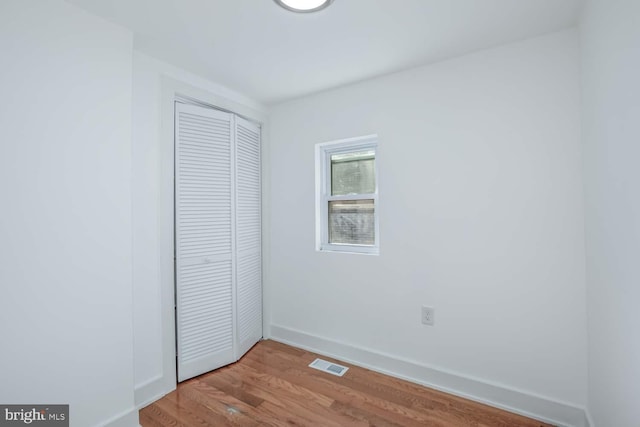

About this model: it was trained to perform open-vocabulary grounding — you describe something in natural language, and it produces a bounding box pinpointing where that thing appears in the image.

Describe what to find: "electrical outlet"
[421,306,435,326]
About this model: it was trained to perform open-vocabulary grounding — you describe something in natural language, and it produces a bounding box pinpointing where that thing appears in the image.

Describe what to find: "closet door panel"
[175,103,235,382]
[235,117,262,357]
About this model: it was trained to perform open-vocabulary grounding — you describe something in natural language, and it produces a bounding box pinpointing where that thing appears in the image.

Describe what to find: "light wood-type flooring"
[140,340,552,427]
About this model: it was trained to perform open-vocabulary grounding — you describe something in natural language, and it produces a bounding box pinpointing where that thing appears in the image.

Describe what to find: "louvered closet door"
[175,103,235,382]
[235,117,262,357]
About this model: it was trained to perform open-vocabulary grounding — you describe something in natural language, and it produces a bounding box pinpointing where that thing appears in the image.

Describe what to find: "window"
[316,135,379,254]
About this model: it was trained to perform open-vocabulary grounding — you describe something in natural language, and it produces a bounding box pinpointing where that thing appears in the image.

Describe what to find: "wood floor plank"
[223,364,336,408]
[181,380,262,426]
[138,410,166,427]
[140,340,553,427]
[218,363,360,427]
[329,400,408,427]
[277,367,441,427]
[140,399,193,427]
[213,368,341,427]
[199,369,265,408]
[163,389,232,426]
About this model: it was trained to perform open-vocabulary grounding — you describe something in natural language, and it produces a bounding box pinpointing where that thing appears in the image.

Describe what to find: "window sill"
[318,244,379,256]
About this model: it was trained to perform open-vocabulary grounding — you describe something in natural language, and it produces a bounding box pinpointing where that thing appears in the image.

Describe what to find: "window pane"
[331,150,375,196]
[329,200,375,245]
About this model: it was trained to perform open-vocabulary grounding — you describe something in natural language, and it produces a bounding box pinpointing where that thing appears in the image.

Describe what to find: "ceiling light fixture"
[274,0,334,13]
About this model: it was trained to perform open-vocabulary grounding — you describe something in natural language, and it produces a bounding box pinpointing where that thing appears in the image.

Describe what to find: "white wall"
[269,30,588,423]
[131,51,266,405]
[580,1,640,426]
[0,1,137,426]
[131,52,164,400]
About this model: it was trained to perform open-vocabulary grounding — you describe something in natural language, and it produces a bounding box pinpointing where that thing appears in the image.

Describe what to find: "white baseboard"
[270,324,589,427]
[584,409,595,427]
[134,375,173,410]
[101,406,139,427]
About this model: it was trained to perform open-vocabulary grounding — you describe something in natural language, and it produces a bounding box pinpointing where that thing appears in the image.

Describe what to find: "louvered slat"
[175,103,235,382]
[235,117,262,357]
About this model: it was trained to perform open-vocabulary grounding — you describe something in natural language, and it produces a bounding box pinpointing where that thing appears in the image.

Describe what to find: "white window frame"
[315,135,379,255]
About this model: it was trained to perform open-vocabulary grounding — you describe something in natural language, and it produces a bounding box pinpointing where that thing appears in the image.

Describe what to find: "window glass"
[328,200,375,245]
[331,150,375,196]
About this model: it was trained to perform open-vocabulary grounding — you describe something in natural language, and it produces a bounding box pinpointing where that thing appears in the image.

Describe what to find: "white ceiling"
[67,0,584,105]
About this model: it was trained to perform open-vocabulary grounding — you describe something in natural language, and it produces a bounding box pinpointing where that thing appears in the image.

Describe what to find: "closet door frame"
[154,77,269,401]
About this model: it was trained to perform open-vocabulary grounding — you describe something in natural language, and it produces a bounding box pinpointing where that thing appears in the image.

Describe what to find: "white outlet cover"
[422,306,435,326]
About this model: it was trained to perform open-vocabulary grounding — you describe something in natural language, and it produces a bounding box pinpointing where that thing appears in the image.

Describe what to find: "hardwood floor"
[140,340,552,427]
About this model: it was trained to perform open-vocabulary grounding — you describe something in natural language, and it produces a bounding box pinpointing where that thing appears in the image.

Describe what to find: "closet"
[174,102,262,382]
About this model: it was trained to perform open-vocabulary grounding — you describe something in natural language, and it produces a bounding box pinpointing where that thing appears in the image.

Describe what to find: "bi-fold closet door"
[175,102,262,382]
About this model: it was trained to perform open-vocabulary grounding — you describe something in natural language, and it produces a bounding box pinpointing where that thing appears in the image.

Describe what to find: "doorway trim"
[157,76,270,398]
